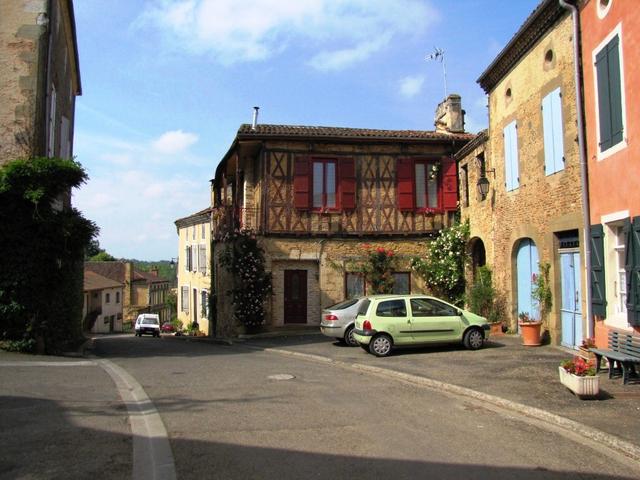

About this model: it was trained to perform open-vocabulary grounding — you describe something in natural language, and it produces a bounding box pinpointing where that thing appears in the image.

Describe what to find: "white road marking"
[97,359,176,480]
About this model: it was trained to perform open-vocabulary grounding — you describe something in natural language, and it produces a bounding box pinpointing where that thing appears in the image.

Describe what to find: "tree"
[0,157,97,353]
[90,251,116,261]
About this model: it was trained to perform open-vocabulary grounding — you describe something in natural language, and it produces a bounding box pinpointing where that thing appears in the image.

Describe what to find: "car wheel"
[344,325,358,347]
[369,334,393,357]
[463,328,484,350]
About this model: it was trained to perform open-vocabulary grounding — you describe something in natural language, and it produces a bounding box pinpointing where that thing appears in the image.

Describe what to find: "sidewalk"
[233,333,640,452]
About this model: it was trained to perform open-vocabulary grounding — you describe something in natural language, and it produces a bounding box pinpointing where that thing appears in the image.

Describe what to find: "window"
[190,246,198,272]
[542,88,564,175]
[116,291,120,304]
[595,30,625,156]
[376,299,407,317]
[613,225,627,315]
[201,290,209,319]
[410,298,458,317]
[345,273,365,299]
[198,244,207,274]
[392,273,411,294]
[396,157,457,211]
[293,156,355,210]
[201,223,206,239]
[312,160,337,209]
[461,164,469,207]
[105,292,110,303]
[503,121,519,191]
[180,286,189,313]
[415,161,439,210]
[47,85,57,157]
[185,246,192,271]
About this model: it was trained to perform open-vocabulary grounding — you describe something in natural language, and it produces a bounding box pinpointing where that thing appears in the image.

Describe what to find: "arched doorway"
[515,239,539,326]
[470,238,486,280]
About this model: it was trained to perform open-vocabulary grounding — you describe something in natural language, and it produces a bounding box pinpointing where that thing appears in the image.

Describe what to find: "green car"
[353,294,490,357]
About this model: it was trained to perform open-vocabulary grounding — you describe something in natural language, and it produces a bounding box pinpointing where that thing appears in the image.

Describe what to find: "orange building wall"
[581,0,640,222]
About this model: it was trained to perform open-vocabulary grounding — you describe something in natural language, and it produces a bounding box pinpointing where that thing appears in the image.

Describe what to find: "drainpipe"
[559,0,593,338]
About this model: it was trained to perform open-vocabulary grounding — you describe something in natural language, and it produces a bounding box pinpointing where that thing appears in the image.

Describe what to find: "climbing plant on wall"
[0,157,97,353]
[219,230,272,329]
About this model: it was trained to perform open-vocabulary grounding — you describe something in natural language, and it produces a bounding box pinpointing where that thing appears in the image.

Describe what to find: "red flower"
[376,247,386,254]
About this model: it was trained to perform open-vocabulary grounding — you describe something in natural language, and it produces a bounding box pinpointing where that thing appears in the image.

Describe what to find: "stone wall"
[462,14,585,343]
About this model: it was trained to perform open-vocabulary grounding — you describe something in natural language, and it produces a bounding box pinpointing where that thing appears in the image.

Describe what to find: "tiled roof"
[84,270,122,291]
[175,207,212,227]
[454,130,488,160]
[85,261,168,284]
[236,124,475,142]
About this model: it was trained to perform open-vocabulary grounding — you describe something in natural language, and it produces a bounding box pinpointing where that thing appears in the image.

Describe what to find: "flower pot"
[489,322,504,337]
[519,321,542,346]
[558,366,599,398]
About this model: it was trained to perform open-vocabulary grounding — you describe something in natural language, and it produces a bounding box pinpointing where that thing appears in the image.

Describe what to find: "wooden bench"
[590,329,640,385]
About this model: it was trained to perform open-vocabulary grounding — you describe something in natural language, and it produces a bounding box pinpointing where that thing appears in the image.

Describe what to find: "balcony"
[212,206,258,238]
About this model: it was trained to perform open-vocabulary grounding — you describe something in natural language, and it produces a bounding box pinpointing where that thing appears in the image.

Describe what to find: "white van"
[134,314,161,337]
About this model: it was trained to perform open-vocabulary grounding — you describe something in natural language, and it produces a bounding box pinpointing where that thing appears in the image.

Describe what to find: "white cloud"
[152,130,199,155]
[138,0,439,70]
[398,75,425,98]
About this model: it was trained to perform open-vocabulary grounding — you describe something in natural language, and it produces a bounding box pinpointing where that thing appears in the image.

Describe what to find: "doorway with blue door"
[558,231,582,349]
[516,238,539,331]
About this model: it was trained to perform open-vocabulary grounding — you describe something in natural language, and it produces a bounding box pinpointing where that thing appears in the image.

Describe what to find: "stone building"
[84,262,171,326]
[579,0,640,340]
[0,0,80,164]
[83,270,124,333]
[458,0,585,346]
[209,97,473,337]
[174,207,212,335]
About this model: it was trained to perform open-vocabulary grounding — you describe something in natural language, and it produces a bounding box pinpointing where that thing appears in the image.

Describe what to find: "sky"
[72,0,540,261]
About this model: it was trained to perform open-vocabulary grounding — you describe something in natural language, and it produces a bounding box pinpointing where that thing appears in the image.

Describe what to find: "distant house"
[174,207,212,334]
[458,0,584,346]
[83,270,123,333]
[84,261,171,325]
[579,1,640,339]
[0,0,81,165]
[209,96,473,337]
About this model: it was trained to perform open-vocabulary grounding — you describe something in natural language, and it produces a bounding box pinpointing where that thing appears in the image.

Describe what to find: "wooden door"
[561,251,582,348]
[284,270,307,324]
[516,239,539,329]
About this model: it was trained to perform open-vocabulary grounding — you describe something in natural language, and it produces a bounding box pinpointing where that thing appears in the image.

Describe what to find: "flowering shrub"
[348,244,396,294]
[219,230,272,328]
[411,220,470,305]
[581,337,596,349]
[561,356,596,377]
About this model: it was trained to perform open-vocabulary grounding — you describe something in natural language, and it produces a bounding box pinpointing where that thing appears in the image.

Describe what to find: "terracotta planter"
[489,322,504,337]
[558,367,599,398]
[519,321,542,346]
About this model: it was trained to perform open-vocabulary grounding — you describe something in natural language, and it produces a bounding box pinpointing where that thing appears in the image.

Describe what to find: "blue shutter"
[543,89,565,175]
[504,121,519,191]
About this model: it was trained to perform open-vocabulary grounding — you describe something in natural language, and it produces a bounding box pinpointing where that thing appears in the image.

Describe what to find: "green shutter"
[590,224,607,317]
[596,48,613,151]
[607,36,624,146]
[629,217,640,326]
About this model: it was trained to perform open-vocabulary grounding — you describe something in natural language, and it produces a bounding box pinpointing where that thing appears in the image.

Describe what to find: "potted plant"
[559,356,599,398]
[518,311,542,346]
[578,337,597,363]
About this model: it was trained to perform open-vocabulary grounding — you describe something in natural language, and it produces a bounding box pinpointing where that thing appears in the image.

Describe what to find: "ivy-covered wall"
[0,157,97,353]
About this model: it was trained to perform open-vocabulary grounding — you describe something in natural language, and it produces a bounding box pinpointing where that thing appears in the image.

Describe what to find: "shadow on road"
[1,394,636,480]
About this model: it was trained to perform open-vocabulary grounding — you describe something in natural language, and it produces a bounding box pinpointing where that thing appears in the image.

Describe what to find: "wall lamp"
[476,167,496,199]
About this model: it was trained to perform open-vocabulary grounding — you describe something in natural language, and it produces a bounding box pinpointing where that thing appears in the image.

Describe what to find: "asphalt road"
[98,334,639,479]
[1,334,639,479]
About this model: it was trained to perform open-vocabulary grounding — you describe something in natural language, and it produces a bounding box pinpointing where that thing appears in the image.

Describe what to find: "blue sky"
[72,0,539,261]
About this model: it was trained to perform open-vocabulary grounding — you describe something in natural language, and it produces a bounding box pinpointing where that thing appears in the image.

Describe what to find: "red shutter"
[396,157,415,211]
[339,157,356,210]
[293,156,310,210]
[442,157,458,211]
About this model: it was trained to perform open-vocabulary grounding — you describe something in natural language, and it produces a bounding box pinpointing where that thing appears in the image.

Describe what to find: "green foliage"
[533,262,553,322]
[90,251,116,261]
[133,260,176,284]
[411,221,470,305]
[219,231,272,328]
[0,157,97,353]
[166,290,177,321]
[347,245,396,294]
[467,266,495,319]
[0,338,36,353]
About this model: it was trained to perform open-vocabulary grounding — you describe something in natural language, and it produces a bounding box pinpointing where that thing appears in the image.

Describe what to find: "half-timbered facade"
[210,97,473,336]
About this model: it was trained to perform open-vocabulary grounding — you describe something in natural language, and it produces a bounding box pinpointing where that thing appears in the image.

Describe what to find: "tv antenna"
[426,47,447,98]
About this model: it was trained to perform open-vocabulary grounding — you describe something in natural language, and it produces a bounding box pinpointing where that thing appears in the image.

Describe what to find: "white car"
[320,298,367,346]
[134,314,160,337]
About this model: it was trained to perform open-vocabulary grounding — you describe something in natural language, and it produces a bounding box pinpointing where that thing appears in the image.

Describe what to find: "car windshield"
[142,318,159,325]
[326,299,359,310]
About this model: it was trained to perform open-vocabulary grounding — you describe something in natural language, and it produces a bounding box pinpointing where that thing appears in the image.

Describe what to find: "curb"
[254,345,640,465]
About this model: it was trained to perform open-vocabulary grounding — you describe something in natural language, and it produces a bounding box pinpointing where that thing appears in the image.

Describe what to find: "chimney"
[151,267,159,277]
[434,94,465,133]
[251,106,259,130]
